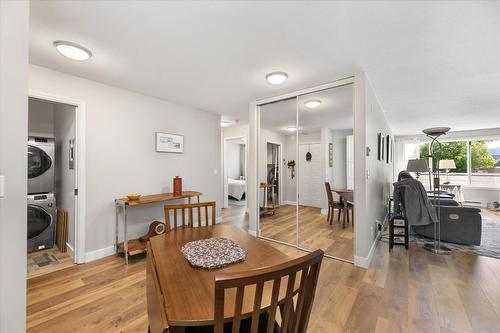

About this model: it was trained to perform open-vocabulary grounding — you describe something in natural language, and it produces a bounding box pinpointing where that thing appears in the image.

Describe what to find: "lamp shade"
[406,159,429,173]
[439,159,456,170]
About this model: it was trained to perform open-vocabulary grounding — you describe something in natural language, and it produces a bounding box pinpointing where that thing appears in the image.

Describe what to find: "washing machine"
[27,193,56,252]
[28,137,55,194]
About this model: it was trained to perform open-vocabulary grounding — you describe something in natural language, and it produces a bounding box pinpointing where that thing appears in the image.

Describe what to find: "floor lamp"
[422,127,452,255]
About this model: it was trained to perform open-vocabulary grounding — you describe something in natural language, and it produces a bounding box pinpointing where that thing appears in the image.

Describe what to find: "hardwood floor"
[260,204,354,261]
[27,210,500,333]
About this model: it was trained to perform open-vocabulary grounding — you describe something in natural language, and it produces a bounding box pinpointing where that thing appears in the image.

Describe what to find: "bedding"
[228,178,246,201]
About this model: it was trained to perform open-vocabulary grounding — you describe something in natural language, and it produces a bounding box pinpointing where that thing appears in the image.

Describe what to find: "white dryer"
[28,137,55,194]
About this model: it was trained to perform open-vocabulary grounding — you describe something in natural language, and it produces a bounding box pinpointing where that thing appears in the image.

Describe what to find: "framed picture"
[378,133,385,161]
[328,143,333,167]
[386,134,393,164]
[156,132,184,153]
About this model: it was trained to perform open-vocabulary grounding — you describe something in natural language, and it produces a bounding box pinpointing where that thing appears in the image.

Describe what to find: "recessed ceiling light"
[53,41,92,61]
[220,121,230,127]
[287,126,297,132]
[304,100,321,109]
[266,71,288,85]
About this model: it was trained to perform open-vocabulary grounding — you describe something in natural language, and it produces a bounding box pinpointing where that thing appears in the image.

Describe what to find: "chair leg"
[337,208,341,222]
[347,208,350,223]
[327,206,331,224]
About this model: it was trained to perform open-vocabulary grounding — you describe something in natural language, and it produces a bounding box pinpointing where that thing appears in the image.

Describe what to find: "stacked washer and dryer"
[27,137,57,252]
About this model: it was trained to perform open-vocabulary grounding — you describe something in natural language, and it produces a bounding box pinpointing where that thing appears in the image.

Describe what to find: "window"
[471,140,500,187]
[419,141,469,186]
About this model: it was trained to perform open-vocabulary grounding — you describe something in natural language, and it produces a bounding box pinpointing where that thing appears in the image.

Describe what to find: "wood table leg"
[343,200,347,228]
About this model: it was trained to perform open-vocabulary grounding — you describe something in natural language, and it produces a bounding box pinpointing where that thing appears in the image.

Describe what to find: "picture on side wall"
[378,133,385,161]
[156,132,184,153]
[386,134,393,164]
[328,143,333,167]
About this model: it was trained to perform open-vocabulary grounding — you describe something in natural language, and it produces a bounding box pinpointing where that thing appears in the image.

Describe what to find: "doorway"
[27,92,86,277]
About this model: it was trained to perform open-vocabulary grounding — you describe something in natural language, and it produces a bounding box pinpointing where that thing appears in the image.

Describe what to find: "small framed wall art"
[386,134,393,164]
[328,143,333,167]
[156,132,184,153]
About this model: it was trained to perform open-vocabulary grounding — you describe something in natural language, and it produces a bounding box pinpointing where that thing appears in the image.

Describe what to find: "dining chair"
[324,182,344,224]
[213,249,324,333]
[164,201,216,231]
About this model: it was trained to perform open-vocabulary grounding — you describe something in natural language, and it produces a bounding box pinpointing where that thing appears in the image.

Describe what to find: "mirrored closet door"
[297,85,354,261]
[259,97,297,246]
[257,82,354,262]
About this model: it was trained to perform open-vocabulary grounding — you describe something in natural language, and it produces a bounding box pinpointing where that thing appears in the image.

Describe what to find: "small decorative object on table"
[139,221,166,242]
[181,237,247,269]
[173,176,182,196]
[127,193,141,201]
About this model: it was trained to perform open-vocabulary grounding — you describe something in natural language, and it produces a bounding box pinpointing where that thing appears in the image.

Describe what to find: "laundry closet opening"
[27,97,77,278]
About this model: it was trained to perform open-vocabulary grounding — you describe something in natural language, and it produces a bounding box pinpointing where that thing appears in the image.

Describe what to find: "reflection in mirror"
[297,85,354,261]
[259,98,297,245]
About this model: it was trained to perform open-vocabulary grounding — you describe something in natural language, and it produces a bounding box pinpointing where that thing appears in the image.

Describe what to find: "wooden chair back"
[164,201,216,231]
[214,249,324,333]
[325,182,335,205]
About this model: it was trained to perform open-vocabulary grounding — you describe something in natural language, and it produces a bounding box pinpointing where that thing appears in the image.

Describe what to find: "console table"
[115,191,202,264]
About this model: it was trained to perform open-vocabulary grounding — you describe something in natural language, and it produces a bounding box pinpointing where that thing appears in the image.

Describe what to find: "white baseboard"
[354,216,386,268]
[282,200,297,206]
[85,245,116,263]
[320,208,328,215]
[216,216,222,224]
[248,229,257,237]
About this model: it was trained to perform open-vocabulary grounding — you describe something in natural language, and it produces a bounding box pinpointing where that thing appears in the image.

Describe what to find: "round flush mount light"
[304,100,321,109]
[53,41,92,61]
[287,126,297,132]
[266,71,288,85]
[220,121,230,127]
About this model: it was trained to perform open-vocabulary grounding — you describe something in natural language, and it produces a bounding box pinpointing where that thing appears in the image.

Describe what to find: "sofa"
[394,171,482,246]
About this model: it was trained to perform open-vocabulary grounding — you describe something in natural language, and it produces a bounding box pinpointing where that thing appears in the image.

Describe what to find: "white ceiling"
[29,1,500,135]
[261,84,353,135]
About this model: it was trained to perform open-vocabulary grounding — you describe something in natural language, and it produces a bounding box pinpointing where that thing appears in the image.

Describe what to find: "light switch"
[0,175,5,197]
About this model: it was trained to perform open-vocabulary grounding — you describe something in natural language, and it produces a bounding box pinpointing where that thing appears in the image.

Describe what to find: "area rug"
[412,218,500,259]
[27,251,60,273]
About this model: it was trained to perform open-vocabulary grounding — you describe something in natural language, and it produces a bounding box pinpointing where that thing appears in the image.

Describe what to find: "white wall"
[53,103,76,248]
[226,141,242,179]
[0,2,29,332]
[354,73,394,268]
[29,65,222,257]
[28,99,54,137]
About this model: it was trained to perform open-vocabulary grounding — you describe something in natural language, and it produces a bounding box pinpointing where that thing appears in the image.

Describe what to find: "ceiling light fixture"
[287,126,297,132]
[220,121,230,127]
[266,71,288,85]
[53,41,92,61]
[304,100,321,109]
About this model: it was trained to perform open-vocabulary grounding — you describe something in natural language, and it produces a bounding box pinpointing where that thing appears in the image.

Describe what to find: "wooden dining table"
[332,189,354,227]
[147,224,293,333]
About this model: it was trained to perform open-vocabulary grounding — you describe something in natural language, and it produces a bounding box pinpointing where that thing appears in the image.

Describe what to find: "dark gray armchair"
[395,171,482,246]
[412,205,482,245]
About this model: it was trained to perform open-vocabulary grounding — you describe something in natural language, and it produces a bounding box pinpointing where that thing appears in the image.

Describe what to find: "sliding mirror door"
[259,98,297,245]
[297,85,354,261]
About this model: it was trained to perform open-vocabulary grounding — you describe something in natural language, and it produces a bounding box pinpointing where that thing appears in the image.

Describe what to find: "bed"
[228,178,246,201]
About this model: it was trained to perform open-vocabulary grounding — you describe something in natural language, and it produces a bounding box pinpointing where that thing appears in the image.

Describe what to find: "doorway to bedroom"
[222,135,248,230]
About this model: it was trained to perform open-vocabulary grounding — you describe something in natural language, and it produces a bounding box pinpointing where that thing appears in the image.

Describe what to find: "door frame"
[250,76,355,264]
[28,90,86,264]
[223,135,248,209]
[264,140,283,206]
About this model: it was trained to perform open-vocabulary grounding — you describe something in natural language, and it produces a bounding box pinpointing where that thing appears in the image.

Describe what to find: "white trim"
[216,216,222,224]
[265,139,283,205]
[354,233,379,268]
[283,200,297,206]
[85,246,116,263]
[222,134,248,209]
[256,77,355,106]
[28,90,87,264]
[248,229,257,237]
[320,208,328,215]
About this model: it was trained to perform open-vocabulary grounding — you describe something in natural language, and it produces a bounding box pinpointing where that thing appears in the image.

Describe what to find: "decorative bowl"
[127,194,141,201]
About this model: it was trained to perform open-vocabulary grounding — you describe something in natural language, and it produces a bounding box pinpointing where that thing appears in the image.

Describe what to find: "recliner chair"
[394,171,482,246]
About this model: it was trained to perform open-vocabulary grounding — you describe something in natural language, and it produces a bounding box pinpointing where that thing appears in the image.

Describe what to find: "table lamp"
[406,159,429,180]
[439,159,456,184]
